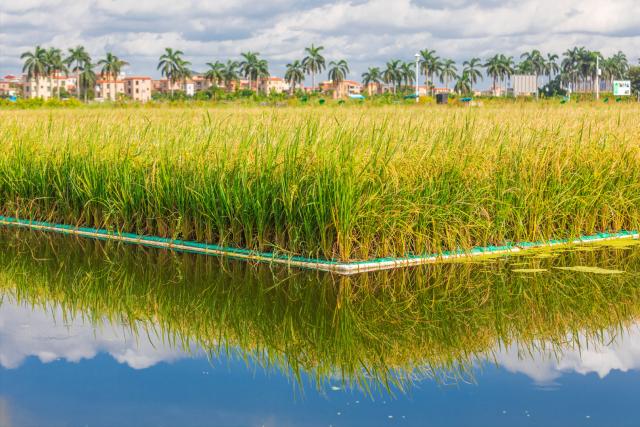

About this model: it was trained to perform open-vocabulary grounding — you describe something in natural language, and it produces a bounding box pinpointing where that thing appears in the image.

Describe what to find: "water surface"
[1,229,640,426]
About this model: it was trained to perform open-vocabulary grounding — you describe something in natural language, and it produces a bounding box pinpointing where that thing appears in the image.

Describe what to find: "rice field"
[1,104,640,262]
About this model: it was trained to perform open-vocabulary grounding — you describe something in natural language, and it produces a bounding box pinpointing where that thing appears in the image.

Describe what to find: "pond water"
[1,229,640,427]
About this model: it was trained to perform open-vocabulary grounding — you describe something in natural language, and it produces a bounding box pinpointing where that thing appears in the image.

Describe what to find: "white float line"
[0,216,637,275]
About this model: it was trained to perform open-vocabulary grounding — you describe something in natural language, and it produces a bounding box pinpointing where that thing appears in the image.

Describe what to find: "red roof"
[124,76,151,81]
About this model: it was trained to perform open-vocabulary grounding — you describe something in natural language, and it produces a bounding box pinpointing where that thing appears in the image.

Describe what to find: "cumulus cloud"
[1,0,639,82]
[495,324,640,384]
[0,298,191,370]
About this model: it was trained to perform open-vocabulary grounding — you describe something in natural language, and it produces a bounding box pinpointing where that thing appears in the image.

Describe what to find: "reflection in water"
[0,299,190,369]
[1,228,640,392]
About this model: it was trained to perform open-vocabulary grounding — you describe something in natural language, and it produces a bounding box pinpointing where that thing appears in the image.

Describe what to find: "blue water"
[1,301,640,427]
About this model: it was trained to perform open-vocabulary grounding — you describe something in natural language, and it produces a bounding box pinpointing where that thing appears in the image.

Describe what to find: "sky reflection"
[2,298,640,427]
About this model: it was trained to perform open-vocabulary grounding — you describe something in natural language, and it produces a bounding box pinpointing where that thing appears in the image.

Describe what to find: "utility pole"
[415,53,420,103]
[596,55,600,101]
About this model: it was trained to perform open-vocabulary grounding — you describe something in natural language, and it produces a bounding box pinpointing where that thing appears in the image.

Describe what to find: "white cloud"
[0,298,191,370]
[1,0,639,83]
[494,324,640,384]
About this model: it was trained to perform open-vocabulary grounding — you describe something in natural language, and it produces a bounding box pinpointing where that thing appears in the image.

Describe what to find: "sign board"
[613,80,631,96]
[512,75,537,96]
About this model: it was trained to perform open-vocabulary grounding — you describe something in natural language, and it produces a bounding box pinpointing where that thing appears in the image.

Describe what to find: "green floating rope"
[0,215,637,275]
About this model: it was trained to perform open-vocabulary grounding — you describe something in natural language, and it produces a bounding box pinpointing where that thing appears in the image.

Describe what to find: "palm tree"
[418,49,435,86]
[302,44,326,92]
[239,51,269,92]
[454,72,472,95]
[177,58,193,95]
[462,57,483,92]
[439,59,457,90]
[383,60,402,94]
[158,48,189,96]
[327,59,350,98]
[400,61,415,89]
[21,45,47,98]
[562,47,581,91]
[284,60,305,94]
[485,54,514,95]
[544,53,560,84]
[45,48,68,99]
[499,55,515,90]
[97,52,129,100]
[485,54,502,92]
[66,45,90,73]
[65,45,91,98]
[361,67,382,95]
[204,61,225,89]
[77,62,97,103]
[221,60,240,92]
[98,52,128,81]
[419,49,442,94]
[520,50,545,92]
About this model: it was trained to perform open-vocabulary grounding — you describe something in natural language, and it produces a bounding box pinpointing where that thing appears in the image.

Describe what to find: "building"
[124,77,152,102]
[0,80,11,96]
[320,80,362,98]
[151,78,197,96]
[512,75,537,96]
[192,75,212,92]
[22,74,76,100]
[258,77,290,94]
[96,79,125,101]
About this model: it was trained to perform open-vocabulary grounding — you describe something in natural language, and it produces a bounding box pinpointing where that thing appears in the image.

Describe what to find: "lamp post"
[415,52,420,103]
[595,55,601,101]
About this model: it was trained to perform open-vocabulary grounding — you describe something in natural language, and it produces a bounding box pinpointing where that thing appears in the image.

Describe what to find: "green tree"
[400,61,415,89]
[239,51,269,92]
[454,72,472,94]
[66,45,90,73]
[78,62,97,103]
[44,47,67,99]
[439,59,457,90]
[628,65,640,96]
[302,44,326,92]
[383,60,402,94]
[20,45,48,98]
[158,48,189,96]
[327,59,350,97]
[98,52,128,81]
[284,60,305,94]
[361,67,382,95]
[520,50,545,93]
[222,60,240,92]
[204,61,225,89]
[462,57,483,92]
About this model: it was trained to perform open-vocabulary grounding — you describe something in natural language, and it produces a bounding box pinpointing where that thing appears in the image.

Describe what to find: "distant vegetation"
[11,43,639,102]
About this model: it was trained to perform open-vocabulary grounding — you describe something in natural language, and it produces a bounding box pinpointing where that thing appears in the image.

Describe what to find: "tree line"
[20,44,634,101]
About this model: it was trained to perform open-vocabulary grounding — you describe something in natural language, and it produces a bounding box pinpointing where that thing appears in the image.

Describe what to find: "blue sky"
[2,1,640,83]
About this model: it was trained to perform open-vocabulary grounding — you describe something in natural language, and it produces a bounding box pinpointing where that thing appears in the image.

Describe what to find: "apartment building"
[22,75,77,100]
[124,77,152,102]
[96,79,125,101]
[258,77,290,94]
[320,80,363,98]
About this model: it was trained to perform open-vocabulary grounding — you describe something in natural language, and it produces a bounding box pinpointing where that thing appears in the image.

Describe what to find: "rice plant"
[1,104,640,261]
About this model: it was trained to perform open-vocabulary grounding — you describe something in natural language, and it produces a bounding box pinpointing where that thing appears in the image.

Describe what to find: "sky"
[2,0,640,84]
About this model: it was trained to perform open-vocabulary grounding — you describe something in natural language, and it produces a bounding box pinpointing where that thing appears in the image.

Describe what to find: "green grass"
[1,105,640,261]
[2,229,640,393]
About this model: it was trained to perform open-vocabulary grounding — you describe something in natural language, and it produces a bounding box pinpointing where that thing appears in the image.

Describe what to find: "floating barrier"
[0,215,638,275]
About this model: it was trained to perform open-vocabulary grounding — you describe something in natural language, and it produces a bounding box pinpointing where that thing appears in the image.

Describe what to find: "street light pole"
[596,55,600,101]
[415,53,420,103]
